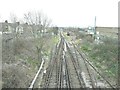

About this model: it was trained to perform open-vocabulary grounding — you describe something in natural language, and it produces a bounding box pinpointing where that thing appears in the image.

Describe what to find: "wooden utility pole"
[94,16,96,40]
[117,28,120,88]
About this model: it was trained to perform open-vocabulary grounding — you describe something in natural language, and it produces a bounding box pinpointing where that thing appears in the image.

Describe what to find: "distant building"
[1,20,14,33]
[0,21,53,39]
[86,26,95,35]
[16,25,23,34]
[21,23,33,38]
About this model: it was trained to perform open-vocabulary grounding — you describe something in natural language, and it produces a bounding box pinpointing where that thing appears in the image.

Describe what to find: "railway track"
[40,35,64,88]
[65,41,85,88]
[40,33,92,88]
[29,32,116,89]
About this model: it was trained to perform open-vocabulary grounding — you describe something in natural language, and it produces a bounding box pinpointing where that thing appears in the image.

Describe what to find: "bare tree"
[0,15,2,22]
[24,11,51,63]
[9,13,23,56]
[24,11,51,33]
[9,13,19,37]
[9,13,18,23]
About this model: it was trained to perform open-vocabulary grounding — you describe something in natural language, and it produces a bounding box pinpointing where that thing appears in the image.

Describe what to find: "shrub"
[89,36,118,80]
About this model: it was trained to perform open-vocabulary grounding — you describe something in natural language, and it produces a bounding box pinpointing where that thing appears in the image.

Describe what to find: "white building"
[16,25,24,34]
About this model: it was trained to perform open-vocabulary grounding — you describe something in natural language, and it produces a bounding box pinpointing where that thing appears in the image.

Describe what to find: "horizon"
[0,21,118,28]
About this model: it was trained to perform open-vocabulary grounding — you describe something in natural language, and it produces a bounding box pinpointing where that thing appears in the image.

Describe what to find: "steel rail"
[43,37,63,88]
[64,44,73,89]
[61,32,115,89]
[61,33,86,88]
[65,42,84,88]
[43,44,58,88]
[56,38,64,88]
[71,42,96,88]
[72,43,116,89]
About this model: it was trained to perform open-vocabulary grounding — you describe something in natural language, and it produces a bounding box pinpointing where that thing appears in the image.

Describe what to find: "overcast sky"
[0,0,119,27]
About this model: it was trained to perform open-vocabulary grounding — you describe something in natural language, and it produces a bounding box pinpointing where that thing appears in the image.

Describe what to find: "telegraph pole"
[94,16,96,32]
[94,16,96,40]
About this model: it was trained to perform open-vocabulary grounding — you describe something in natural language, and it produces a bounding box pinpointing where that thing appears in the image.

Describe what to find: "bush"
[14,38,25,55]
[89,37,118,80]
[76,32,86,39]
[2,64,33,88]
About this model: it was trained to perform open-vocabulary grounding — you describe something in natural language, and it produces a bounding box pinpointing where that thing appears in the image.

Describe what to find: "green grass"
[74,32,118,81]
[52,35,59,44]
[27,56,40,69]
[87,37,117,78]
